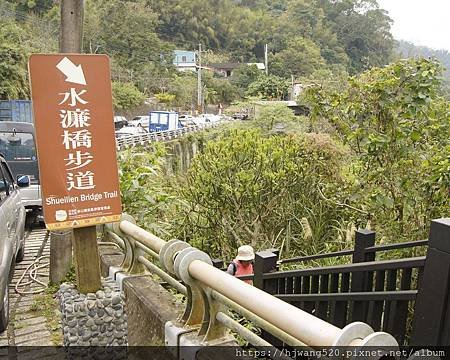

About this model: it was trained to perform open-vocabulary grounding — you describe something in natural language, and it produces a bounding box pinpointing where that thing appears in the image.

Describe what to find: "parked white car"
[201,113,221,122]
[128,116,150,128]
[179,114,194,121]
[179,119,196,127]
[115,125,148,139]
[191,116,207,125]
[0,153,29,331]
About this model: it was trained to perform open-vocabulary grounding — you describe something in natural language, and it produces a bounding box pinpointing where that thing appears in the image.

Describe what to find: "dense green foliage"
[1,1,447,263]
[246,75,289,100]
[0,19,29,99]
[397,40,450,99]
[1,0,397,108]
[177,129,353,259]
[252,104,301,132]
[112,82,146,111]
[118,143,178,235]
[118,58,448,262]
[305,58,449,241]
[397,40,450,79]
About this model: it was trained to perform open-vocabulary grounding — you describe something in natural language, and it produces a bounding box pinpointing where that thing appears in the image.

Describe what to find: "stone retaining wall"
[123,276,184,346]
[58,279,127,347]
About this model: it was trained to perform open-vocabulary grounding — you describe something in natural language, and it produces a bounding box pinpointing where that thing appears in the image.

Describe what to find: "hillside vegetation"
[397,40,450,79]
[0,1,448,262]
[0,0,396,108]
[118,58,449,260]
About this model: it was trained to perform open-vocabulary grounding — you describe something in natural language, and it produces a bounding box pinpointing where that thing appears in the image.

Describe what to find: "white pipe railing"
[104,217,399,356]
[189,259,342,346]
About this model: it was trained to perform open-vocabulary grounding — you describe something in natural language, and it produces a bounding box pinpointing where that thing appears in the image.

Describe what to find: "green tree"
[168,73,198,110]
[177,129,349,258]
[246,75,289,100]
[318,0,394,73]
[0,20,29,99]
[270,0,348,68]
[270,37,326,78]
[21,12,58,53]
[230,64,262,90]
[84,0,172,75]
[305,58,449,240]
[155,92,176,104]
[211,79,240,104]
[6,0,54,14]
[112,81,146,111]
[203,72,240,105]
[254,104,302,132]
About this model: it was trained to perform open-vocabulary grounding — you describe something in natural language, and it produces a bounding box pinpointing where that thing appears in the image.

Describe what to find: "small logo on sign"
[55,210,68,222]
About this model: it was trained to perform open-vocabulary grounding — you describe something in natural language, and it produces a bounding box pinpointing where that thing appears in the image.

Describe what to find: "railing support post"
[254,250,280,346]
[254,250,278,291]
[351,229,375,322]
[352,229,376,263]
[411,218,450,346]
[211,259,224,269]
[128,236,146,274]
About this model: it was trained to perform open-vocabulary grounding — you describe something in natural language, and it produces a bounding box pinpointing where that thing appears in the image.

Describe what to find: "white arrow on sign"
[56,57,87,85]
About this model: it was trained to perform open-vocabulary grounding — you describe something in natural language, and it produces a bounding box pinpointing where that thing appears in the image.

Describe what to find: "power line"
[0,5,58,36]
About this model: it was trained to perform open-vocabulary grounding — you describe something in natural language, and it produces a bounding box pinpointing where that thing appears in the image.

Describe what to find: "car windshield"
[0,130,39,183]
[0,131,36,161]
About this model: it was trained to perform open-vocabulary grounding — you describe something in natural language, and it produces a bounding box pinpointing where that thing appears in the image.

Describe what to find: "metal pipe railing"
[189,260,342,347]
[106,216,399,353]
[216,311,272,347]
[105,231,126,250]
[119,220,165,253]
[211,290,305,347]
[138,256,187,295]
[135,241,159,260]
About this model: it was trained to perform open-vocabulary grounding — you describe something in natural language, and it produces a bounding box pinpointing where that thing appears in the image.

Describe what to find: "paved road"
[0,227,57,350]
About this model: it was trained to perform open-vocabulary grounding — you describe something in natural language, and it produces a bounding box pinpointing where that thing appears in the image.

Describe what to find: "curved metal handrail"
[103,217,399,356]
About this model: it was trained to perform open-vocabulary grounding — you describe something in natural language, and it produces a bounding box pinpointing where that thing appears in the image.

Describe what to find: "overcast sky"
[377,0,450,51]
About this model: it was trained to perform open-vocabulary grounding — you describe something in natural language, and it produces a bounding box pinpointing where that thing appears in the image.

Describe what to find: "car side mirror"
[17,175,30,188]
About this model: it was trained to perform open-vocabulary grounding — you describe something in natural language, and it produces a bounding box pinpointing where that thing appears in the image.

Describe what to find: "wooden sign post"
[73,227,102,293]
[29,54,122,293]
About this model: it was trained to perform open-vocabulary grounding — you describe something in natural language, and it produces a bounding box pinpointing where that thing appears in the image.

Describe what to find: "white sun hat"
[236,245,255,261]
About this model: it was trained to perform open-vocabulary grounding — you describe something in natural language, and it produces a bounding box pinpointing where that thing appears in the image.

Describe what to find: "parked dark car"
[232,112,249,120]
[0,153,29,332]
[114,116,128,130]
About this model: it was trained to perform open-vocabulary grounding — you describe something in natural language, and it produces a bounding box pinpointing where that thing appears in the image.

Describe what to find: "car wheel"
[0,283,9,333]
[16,242,25,263]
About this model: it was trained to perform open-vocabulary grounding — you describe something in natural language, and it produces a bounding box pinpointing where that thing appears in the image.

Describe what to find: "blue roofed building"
[173,50,197,72]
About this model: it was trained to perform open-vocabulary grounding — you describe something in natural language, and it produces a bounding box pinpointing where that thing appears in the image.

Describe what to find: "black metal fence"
[249,218,450,346]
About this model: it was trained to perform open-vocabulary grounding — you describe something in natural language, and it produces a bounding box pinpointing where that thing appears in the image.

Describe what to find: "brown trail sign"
[29,54,122,292]
[29,54,121,230]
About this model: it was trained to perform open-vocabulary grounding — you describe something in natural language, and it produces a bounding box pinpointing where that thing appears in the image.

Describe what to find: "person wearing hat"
[226,245,255,284]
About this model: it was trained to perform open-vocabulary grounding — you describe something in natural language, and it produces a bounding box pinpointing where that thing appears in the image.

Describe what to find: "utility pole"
[264,44,268,76]
[197,43,202,114]
[60,0,84,52]
[61,0,101,293]
[51,1,102,293]
[50,0,85,284]
[60,0,101,293]
[291,74,295,101]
